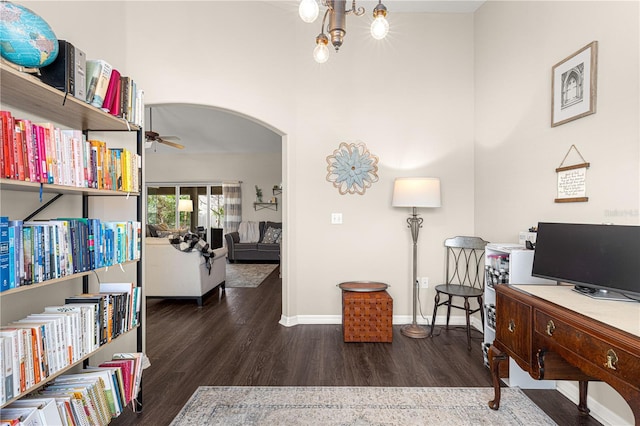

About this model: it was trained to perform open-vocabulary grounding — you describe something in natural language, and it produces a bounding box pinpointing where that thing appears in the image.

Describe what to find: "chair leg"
[478,295,484,330]
[430,291,440,336]
[464,297,472,351]
[445,295,453,329]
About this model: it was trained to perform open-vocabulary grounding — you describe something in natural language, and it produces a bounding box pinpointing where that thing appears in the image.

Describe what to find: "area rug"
[170,386,556,425]
[225,263,278,288]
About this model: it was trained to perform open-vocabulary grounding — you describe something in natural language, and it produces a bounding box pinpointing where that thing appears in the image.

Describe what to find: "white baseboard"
[556,382,633,426]
[279,314,483,330]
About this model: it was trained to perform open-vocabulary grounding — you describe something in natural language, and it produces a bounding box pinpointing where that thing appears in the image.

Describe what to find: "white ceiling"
[356,1,484,13]
[144,1,485,155]
[144,104,282,155]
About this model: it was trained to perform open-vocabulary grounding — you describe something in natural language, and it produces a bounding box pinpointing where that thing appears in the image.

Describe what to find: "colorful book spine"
[0,111,6,179]
[9,220,23,286]
[101,68,120,113]
[8,223,15,289]
[1,216,10,291]
[1,110,15,179]
[74,45,87,101]
[86,59,113,108]
[35,124,48,184]
[13,122,25,180]
[30,122,42,183]
[22,225,33,285]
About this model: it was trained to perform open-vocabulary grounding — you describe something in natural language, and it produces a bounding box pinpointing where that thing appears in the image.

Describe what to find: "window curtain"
[223,182,242,233]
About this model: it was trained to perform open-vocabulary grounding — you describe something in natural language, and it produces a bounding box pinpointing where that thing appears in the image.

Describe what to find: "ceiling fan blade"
[159,139,185,149]
[145,130,160,140]
[159,135,181,141]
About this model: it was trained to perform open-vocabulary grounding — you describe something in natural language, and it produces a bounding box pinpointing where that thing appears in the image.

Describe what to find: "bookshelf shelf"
[0,259,139,296]
[0,326,139,408]
[0,178,141,197]
[0,63,139,132]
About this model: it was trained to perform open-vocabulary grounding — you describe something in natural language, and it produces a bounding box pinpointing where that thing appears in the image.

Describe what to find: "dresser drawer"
[535,310,640,390]
[495,291,532,368]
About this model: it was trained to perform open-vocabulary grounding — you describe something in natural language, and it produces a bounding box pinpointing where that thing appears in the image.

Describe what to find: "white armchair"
[145,237,227,306]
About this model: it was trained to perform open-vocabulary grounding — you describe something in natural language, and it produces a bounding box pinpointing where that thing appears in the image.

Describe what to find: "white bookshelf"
[483,243,556,389]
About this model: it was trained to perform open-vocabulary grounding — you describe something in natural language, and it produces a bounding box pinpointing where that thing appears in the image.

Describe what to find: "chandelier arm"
[320,7,330,34]
[345,0,365,16]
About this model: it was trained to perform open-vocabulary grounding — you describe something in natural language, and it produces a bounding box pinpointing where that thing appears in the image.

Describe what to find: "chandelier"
[298,0,389,63]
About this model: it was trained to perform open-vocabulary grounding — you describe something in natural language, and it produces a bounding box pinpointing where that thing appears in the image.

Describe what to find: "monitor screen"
[532,222,640,301]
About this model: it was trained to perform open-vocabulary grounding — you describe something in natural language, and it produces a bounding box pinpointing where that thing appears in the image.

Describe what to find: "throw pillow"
[275,230,282,244]
[147,224,159,237]
[262,226,281,244]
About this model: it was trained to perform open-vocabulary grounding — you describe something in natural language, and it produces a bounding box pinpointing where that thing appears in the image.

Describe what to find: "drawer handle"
[604,349,618,370]
[508,319,516,333]
[546,320,555,336]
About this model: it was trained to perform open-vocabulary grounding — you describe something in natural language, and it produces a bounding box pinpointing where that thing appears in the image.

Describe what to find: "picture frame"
[551,41,598,127]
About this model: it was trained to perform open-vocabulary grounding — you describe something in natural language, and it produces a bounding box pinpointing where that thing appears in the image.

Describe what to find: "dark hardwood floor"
[112,266,601,425]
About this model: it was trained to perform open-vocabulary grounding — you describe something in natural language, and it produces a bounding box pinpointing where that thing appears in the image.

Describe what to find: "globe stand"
[1,58,40,74]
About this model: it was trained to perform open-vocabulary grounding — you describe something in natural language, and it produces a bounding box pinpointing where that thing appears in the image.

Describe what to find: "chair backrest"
[444,236,489,289]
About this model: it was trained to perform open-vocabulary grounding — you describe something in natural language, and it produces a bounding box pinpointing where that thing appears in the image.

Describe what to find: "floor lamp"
[178,199,193,230]
[392,177,441,339]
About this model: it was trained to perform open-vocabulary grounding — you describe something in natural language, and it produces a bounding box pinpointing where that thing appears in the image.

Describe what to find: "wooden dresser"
[488,284,640,423]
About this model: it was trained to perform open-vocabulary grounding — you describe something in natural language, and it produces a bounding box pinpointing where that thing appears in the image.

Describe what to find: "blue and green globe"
[0,1,58,68]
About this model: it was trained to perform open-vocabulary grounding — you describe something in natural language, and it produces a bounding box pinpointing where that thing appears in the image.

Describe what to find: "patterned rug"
[170,386,556,425]
[225,263,278,288]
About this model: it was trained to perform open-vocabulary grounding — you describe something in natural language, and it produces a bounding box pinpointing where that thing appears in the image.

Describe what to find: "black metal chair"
[429,236,489,350]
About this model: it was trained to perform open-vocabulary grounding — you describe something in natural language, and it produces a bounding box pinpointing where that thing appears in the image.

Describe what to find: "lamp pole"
[401,207,429,338]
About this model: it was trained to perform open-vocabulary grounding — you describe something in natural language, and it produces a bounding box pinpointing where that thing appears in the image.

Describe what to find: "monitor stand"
[572,285,638,302]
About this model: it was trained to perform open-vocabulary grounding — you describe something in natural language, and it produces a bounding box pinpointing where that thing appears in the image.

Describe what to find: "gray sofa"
[225,221,281,263]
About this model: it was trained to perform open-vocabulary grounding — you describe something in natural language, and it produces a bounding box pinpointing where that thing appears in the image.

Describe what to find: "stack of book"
[1,352,146,424]
[0,111,141,193]
[0,217,141,292]
[38,40,144,127]
[0,287,142,406]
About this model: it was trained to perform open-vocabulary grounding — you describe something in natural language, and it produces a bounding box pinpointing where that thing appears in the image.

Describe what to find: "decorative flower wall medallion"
[326,142,379,195]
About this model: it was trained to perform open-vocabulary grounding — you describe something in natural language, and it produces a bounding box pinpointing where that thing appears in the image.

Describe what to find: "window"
[147,184,225,247]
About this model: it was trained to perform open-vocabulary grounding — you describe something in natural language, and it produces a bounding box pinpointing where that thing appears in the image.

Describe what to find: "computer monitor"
[532,222,640,302]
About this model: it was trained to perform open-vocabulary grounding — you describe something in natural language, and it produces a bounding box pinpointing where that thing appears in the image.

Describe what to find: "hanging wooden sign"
[555,145,589,203]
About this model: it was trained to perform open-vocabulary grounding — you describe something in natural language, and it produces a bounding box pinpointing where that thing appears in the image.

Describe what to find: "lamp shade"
[392,177,441,208]
[178,199,193,212]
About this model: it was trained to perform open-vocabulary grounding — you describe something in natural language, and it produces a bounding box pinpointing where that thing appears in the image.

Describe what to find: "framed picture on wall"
[551,41,598,127]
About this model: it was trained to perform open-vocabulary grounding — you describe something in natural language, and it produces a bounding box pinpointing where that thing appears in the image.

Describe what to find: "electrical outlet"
[419,277,429,288]
[331,213,343,224]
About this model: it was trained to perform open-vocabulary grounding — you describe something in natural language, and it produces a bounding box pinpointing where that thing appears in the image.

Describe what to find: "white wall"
[474,2,639,424]
[146,151,282,223]
[474,1,640,241]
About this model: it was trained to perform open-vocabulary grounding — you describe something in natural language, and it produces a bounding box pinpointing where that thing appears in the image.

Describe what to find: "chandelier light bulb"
[314,33,330,63]
[314,42,330,63]
[371,15,389,40]
[299,0,319,23]
[371,2,389,40]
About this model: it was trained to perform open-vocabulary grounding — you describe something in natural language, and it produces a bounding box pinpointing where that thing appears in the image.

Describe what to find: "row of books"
[0,110,141,193]
[1,352,146,425]
[0,217,141,292]
[0,286,142,406]
[38,40,144,128]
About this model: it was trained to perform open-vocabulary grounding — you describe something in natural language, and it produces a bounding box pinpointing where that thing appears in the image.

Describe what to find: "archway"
[143,103,289,318]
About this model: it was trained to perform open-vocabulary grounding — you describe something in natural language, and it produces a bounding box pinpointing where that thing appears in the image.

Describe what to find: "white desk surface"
[512,284,640,337]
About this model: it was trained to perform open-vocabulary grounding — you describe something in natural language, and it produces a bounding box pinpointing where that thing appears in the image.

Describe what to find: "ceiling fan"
[145,107,185,150]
